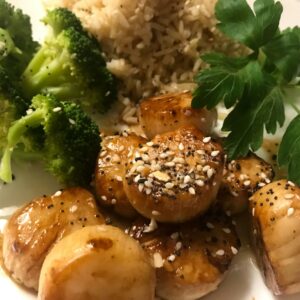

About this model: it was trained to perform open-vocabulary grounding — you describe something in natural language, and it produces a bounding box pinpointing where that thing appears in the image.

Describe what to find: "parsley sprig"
[192,0,300,183]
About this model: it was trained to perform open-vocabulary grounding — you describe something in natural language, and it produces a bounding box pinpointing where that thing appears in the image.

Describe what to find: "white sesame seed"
[171,232,179,240]
[69,118,76,125]
[138,184,144,192]
[211,150,220,157]
[136,166,145,172]
[26,108,33,115]
[165,182,174,189]
[195,180,205,187]
[53,107,62,112]
[265,178,271,184]
[118,145,125,152]
[196,150,205,155]
[144,218,158,233]
[203,137,211,143]
[142,154,150,161]
[203,165,210,172]
[111,199,117,205]
[260,172,267,179]
[285,194,294,200]
[145,188,152,195]
[165,161,175,167]
[134,174,141,183]
[173,157,185,164]
[153,252,164,268]
[207,168,215,178]
[222,228,231,234]
[69,205,78,213]
[152,210,161,216]
[100,150,107,158]
[101,195,107,201]
[178,143,184,151]
[288,181,296,187]
[189,187,196,195]
[175,242,182,251]
[184,175,191,184]
[287,207,295,217]
[115,175,122,182]
[231,246,238,255]
[252,207,255,216]
[206,222,214,229]
[54,190,62,197]
[179,183,187,189]
[243,180,251,186]
[258,182,266,187]
[216,249,225,256]
[167,254,176,262]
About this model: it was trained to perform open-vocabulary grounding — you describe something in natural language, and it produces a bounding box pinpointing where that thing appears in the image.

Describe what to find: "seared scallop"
[124,126,224,223]
[138,91,217,139]
[250,179,300,295]
[38,225,155,300]
[2,188,104,290]
[128,211,240,300]
[95,133,146,218]
[218,153,274,215]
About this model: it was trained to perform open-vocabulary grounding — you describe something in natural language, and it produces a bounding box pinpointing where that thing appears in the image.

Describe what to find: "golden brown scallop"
[138,91,217,139]
[38,225,156,300]
[128,211,240,300]
[218,153,274,215]
[124,126,224,223]
[95,133,146,218]
[2,188,104,291]
[250,180,300,295]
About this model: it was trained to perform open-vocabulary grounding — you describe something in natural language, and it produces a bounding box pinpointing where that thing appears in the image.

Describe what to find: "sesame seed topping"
[69,118,76,125]
[189,187,196,195]
[178,143,184,151]
[285,194,294,200]
[152,210,160,216]
[207,168,215,178]
[138,184,144,192]
[54,190,62,197]
[222,228,231,234]
[287,207,295,217]
[171,232,179,240]
[211,150,220,157]
[153,253,164,268]
[167,254,176,262]
[288,181,296,187]
[206,222,214,229]
[252,207,255,216]
[165,182,174,189]
[216,249,225,256]
[203,137,211,143]
[53,107,61,112]
[115,175,122,182]
[151,171,170,182]
[184,175,191,184]
[231,246,238,255]
[175,242,183,251]
[144,218,158,233]
[101,195,107,201]
[195,180,204,187]
[243,180,251,186]
[111,199,117,205]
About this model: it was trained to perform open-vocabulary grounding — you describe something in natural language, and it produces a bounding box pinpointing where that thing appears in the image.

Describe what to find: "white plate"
[1,1,300,299]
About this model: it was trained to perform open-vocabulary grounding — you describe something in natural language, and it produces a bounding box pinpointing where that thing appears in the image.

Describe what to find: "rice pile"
[44,0,242,101]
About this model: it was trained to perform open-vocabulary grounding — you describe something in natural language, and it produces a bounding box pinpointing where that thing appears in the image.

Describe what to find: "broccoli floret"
[0,0,39,78]
[22,8,117,113]
[0,94,101,186]
[0,66,28,151]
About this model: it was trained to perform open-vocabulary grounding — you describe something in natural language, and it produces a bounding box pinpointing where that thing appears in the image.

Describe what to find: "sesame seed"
[184,175,191,184]
[231,246,238,255]
[69,118,76,125]
[134,174,141,183]
[53,107,61,112]
[115,175,122,182]
[222,228,231,234]
[165,182,174,189]
[171,232,179,240]
[288,181,296,187]
[195,180,204,187]
[144,218,158,233]
[175,242,182,251]
[101,195,107,201]
[206,222,214,229]
[287,207,295,217]
[26,108,33,115]
[207,168,215,178]
[165,161,175,167]
[216,249,225,256]
[203,137,211,143]
[111,199,117,205]
[54,190,62,197]
[145,188,152,195]
[252,207,255,216]
[153,252,164,268]
[189,187,196,195]
[258,182,266,187]
[196,150,205,155]
[203,165,210,172]
[118,145,125,152]
[260,172,267,179]
[138,184,144,192]
[178,143,184,151]
[211,150,220,157]
[285,194,294,200]
[136,166,145,172]
[146,142,154,146]
[152,210,160,216]
[167,254,176,262]
[243,180,251,186]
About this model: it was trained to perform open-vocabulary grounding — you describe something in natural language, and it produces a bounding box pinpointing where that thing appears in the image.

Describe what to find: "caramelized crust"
[138,91,217,139]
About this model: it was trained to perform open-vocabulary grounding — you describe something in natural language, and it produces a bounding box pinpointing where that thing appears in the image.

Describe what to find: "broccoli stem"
[0,110,44,182]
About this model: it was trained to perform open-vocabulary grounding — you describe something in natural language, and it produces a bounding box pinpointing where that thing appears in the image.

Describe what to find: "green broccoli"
[21,8,117,113]
[0,94,101,186]
[0,66,28,151]
[0,0,39,78]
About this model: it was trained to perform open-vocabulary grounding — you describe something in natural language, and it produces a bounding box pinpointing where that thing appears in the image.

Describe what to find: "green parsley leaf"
[216,0,283,51]
[222,61,285,159]
[192,54,249,109]
[263,27,300,81]
[278,115,300,184]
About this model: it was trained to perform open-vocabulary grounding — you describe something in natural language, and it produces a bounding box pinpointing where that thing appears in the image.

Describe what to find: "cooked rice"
[43,0,243,101]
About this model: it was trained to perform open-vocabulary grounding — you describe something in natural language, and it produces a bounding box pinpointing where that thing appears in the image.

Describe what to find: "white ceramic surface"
[1,1,300,299]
